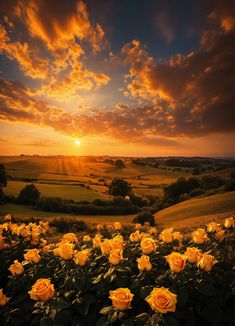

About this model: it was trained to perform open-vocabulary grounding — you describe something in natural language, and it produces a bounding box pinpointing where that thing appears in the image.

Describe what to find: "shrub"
[132,211,155,225]
[18,184,40,205]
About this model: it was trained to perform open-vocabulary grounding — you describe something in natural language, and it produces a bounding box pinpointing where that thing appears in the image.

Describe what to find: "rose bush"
[0,215,234,325]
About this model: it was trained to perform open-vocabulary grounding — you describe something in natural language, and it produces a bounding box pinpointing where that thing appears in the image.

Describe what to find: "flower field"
[0,215,234,326]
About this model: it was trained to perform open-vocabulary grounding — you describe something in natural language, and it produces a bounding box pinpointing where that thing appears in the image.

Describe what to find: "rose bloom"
[100,239,112,255]
[83,235,91,242]
[24,249,41,264]
[215,229,225,241]
[0,289,9,306]
[111,235,124,250]
[185,247,202,264]
[191,228,208,244]
[74,250,89,266]
[113,222,122,231]
[146,287,177,314]
[165,252,186,273]
[20,227,30,238]
[109,288,134,311]
[141,238,157,254]
[159,228,174,243]
[149,227,157,235]
[129,231,141,242]
[97,224,104,231]
[109,249,123,265]
[63,233,77,243]
[28,279,54,302]
[173,232,183,242]
[135,223,142,230]
[54,243,74,260]
[197,253,218,272]
[224,217,234,228]
[93,234,102,248]
[207,222,221,233]
[9,260,24,276]
[140,232,150,239]
[5,214,11,221]
[137,255,152,271]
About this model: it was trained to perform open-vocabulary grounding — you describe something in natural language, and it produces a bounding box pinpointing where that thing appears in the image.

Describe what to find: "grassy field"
[2,155,234,201]
[154,191,235,228]
[5,181,106,201]
[0,203,136,224]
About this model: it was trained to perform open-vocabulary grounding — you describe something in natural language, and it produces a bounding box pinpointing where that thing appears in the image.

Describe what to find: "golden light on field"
[75,140,81,146]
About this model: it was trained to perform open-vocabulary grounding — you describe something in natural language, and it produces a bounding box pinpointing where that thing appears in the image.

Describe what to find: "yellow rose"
[173,232,183,242]
[93,234,102,248]
[97,224,104,231]
[207,222,221,233]
[109,288,134,311]
[83,235,91,242]
[191,228,208,244]
[24,249,41,264]
[28,279,54,302]
[146,287,177,314]
[197,253,218,272]
[129,231,141,242]
[215,229,225,241]
[74,250,89,266]
[149,227,157,235]
[4,214,11,221]
[19,227,30,237]
[54,243,74,260]
[135,223,142,230]
[111,235,124,250]
[63,233,77,243]
[165,252,186,273]
[113,222,122,231]
[185,247,202,264]
[100,239,112,255]
[109,249,123,265]
[224,217,234,228]
[141,238,157,254]
[9,260,24,276]
[0,289,9,306]
[159,228,174,243]
[137,255,152,271]
[140,232,150,239]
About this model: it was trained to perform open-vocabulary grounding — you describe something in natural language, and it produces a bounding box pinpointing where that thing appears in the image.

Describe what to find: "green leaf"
[108,310,118,324]
[103,267,115,279]
[99,306,112,315]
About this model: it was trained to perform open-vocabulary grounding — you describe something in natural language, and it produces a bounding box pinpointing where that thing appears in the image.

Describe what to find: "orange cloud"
[0,1,110,99]
[15,0,107,52]
[0,24,49,79]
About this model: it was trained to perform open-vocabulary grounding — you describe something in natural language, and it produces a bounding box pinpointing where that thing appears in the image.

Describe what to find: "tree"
[18,184,40,205]
[109,178,131,197]
[0,164,7,188]
[0,164,7,203]
[115,159,125,169]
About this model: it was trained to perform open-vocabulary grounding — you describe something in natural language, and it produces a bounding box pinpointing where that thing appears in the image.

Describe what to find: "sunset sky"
[0,0,234,157]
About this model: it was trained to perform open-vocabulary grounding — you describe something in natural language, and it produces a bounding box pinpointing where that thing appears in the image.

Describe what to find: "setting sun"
[75,140,81,146]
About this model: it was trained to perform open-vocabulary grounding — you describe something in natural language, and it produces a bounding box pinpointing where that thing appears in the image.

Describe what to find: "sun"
[75,139,81,146]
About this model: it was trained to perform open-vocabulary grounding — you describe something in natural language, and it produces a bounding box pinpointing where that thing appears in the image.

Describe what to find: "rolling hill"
[154,191,235,229]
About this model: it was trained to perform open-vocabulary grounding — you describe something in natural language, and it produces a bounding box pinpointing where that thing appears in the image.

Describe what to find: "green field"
[5,181,106,201]
[0,203,135,225]
[154,191,235,228]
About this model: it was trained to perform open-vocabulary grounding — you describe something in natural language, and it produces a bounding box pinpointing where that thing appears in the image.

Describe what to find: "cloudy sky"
[0,0,234,156]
